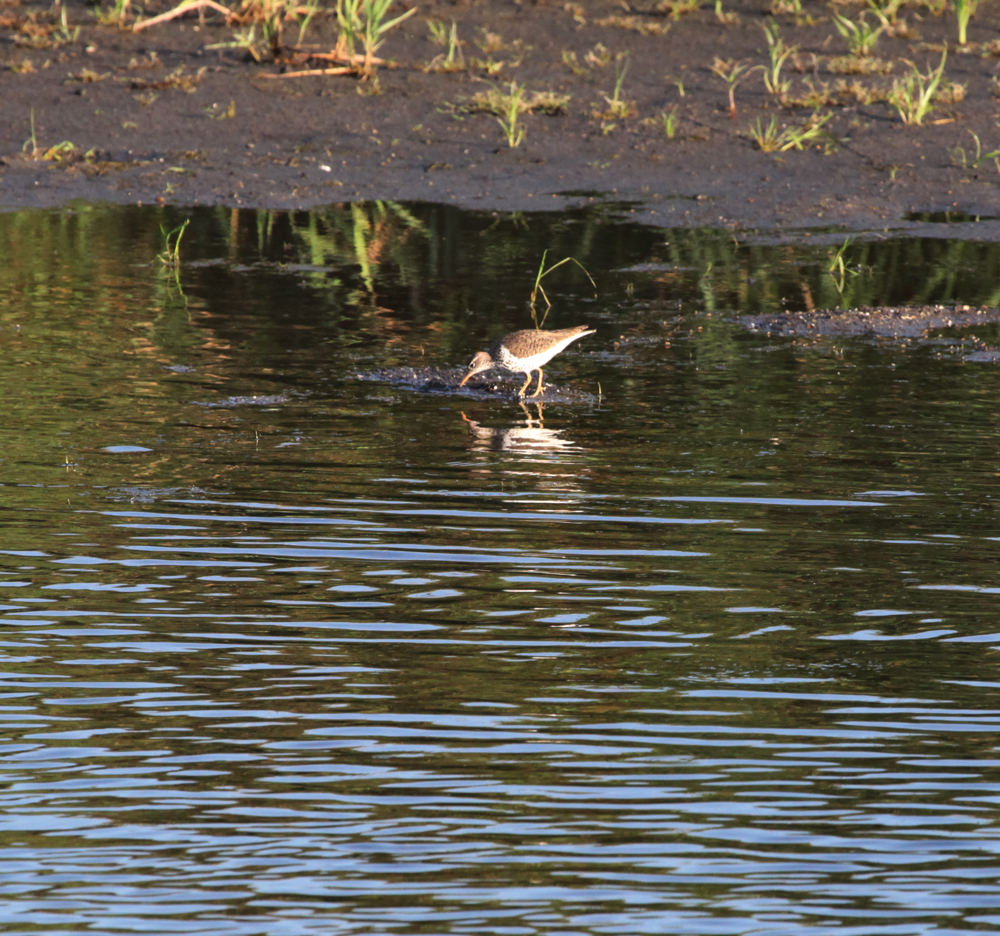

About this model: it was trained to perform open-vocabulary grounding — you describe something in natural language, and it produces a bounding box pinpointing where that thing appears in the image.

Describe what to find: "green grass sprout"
[888,50,947,125]
[529,249,598,327]
[158,218,190,266]
[833,11,882,57]
[712,57,754,119]
[955,0,978,45]
[749,112,834,151]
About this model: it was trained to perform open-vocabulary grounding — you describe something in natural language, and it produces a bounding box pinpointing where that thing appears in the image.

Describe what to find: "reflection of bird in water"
[461,405,576,452]
[459,325,595,397]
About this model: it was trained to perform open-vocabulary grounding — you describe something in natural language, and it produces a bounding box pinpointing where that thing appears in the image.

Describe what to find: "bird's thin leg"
[529,369,544,398]
[518,372,533,396]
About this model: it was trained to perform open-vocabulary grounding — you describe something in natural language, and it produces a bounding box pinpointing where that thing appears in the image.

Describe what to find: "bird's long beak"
[459,369,474,387]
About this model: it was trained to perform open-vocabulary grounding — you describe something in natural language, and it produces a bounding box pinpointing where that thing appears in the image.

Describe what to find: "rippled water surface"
[3,203,1000,934]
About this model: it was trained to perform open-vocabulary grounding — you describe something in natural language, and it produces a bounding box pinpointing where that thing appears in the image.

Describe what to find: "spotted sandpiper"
[458,325,595,397]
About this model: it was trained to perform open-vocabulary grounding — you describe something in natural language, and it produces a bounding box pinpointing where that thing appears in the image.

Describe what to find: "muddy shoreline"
[2,0,1000,233]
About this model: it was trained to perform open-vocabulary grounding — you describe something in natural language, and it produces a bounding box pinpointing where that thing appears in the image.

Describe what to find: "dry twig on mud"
[133,0,235,31]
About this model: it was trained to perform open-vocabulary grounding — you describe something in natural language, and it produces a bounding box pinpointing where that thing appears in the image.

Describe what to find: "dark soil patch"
[2,0,1000,231]
[358,365,596,402]
[740,303,1000,337]
[740,302,1000,360]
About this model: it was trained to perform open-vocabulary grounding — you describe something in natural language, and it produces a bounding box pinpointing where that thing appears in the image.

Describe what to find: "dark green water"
[2,202,1000,935]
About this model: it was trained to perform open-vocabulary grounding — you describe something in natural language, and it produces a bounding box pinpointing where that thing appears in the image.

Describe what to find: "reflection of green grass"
[285,200,426,296]
[646,226,1000,313]
[271,204,1000,319]
[7,205,1000,324]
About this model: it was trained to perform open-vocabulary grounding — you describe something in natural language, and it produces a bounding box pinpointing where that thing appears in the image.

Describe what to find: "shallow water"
[3,202,1000,934]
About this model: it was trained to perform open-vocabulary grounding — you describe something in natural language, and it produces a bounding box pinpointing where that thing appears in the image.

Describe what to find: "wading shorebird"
[458,325,595,397]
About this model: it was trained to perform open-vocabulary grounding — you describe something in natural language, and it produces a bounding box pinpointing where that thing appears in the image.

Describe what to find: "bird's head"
[459,351,494,387]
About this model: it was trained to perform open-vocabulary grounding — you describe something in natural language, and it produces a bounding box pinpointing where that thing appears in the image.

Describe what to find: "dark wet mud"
[740,302,1000,361]
[192,393,299,407]
[357,365,598,402]
[740,303,1000,337]
[3,0,1000,230]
